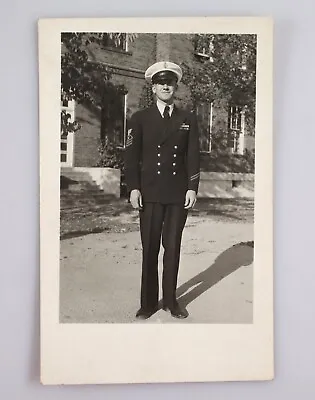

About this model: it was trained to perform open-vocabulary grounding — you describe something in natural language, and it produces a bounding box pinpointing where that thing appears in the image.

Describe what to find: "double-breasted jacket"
[124,104,200,204]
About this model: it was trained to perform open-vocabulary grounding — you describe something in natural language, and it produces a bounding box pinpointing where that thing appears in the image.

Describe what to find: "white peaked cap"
[144,61,183,83]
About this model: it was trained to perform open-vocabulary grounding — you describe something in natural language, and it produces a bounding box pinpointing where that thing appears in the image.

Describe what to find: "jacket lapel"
[147,104,164,144]
[158,105,186,145]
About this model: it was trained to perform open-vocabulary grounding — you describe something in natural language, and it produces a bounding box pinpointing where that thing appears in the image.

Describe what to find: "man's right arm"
[124,112,143,209]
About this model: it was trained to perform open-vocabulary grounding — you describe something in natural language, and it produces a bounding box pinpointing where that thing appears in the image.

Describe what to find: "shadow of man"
[176,241,254,309]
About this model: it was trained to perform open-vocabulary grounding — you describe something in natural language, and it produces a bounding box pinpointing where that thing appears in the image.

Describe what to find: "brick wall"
[244,135,255,151]
[170,34,195,110]
[86,33,156,72]
[212,98,230,134]
[87,33,157,116]
[156,34,170,60]
[68,33,254,167]
[73,34,156,167]
[74,103,101,167]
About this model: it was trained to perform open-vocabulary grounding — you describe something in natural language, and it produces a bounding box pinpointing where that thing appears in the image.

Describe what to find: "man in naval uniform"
[124,61,200,320]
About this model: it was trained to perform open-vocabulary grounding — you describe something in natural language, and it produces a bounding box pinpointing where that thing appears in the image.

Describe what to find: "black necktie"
[163,105,170,120]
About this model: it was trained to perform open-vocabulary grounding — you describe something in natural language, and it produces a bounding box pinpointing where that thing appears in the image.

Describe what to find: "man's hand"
[130,189,143,210]
[184,190,197,209]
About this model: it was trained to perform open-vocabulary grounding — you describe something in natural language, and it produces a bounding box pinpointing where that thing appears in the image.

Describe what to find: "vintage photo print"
[39,17,273,384]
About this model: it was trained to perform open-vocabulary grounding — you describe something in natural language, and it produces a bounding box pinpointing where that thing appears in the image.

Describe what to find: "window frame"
[196,101,214,153]
[228,105,246,154]
[229,105,242,131]
[60,98,75,166]
[194,34,214,62]
[116,93,128,149]
[102,33,130,53]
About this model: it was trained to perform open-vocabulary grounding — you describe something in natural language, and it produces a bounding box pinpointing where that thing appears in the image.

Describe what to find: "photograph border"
[39,16,273,384]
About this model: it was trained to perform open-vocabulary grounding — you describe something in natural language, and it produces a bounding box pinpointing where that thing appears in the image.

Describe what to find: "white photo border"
[39,16,274,384]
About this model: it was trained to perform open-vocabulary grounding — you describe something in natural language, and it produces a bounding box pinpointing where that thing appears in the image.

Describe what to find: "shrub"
[95,137,124,169]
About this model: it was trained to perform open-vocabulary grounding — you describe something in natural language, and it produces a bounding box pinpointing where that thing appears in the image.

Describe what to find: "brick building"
[61,33,255,169]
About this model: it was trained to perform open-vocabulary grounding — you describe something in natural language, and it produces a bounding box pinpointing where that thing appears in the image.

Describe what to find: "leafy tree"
[182,34,257,136]
[60,32,137,137]
[183,34,256,106]
[138,82,154,109]
[61,32,139,169]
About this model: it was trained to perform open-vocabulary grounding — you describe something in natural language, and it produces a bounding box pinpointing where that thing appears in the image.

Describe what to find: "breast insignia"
[126,129,133,147]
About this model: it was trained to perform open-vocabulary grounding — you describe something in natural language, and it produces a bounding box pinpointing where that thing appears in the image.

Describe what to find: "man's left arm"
[185,112,200,209]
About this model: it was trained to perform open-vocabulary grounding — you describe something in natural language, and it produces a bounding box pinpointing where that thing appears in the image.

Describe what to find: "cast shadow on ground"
[174,241,254,310]
[60,227,106,240]
[60,175,78,189]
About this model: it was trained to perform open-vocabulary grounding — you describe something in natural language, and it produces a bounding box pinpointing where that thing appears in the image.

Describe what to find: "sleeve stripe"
[190,172,200,180]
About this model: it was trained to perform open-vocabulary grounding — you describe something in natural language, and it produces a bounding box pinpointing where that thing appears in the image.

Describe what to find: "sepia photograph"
[60,31,256,324]
[39,17,273,384]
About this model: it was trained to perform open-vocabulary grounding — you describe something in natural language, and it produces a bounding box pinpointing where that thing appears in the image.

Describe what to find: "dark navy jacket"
[124,104,200,204]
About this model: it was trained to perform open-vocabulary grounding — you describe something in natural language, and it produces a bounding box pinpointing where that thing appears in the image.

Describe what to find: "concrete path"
[60,215,253,324]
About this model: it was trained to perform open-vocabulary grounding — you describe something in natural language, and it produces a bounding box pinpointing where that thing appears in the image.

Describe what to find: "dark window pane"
[229,106,242,130]
[61,142,67,151]
[101,91,125,147]
[103,33,126,50]
[194,34,214,59]
[61,154,67,162]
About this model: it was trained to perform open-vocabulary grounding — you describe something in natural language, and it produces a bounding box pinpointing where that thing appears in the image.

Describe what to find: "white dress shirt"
[156,99,174,118]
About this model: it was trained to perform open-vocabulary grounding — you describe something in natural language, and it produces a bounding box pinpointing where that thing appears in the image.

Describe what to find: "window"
[240,43,248,70]
[101,92,128,148]
[235,50,247,71]
[61,142,67,151]
[122,94,128,147]
[194,34,214,61]
[196,102,213,152]
[102,33,129,52]
[229,106,242,131]
[117,94,128,147]
[228,105,245,154]
[60,98,75,166]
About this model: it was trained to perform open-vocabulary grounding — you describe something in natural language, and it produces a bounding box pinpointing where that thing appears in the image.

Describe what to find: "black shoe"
[162,304,189,319]
[135,307,157,320]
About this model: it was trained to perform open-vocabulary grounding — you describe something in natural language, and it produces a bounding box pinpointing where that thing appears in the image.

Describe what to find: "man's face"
[152,79,177,104]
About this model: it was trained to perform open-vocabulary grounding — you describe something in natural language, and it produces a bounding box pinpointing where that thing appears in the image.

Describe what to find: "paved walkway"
[60,212,253,324]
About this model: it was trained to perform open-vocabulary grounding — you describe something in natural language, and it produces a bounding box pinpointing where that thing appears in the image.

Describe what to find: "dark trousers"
[139,202,188,310]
